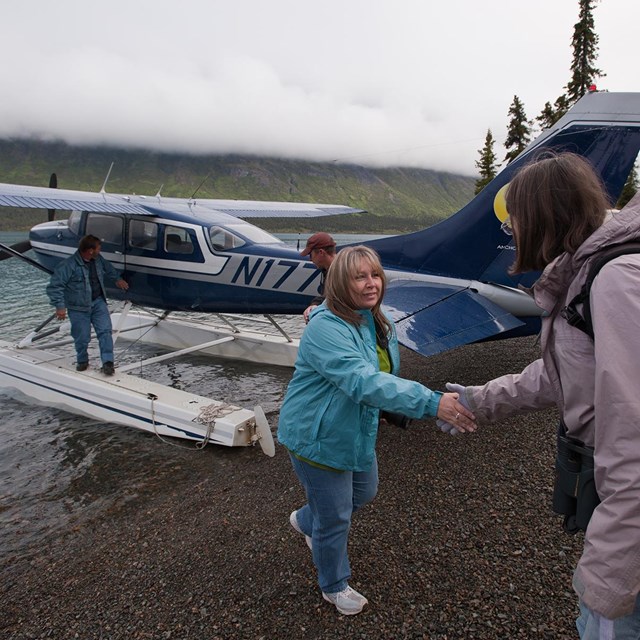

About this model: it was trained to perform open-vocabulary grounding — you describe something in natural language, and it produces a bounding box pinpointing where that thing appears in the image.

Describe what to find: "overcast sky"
[1,0,638,176]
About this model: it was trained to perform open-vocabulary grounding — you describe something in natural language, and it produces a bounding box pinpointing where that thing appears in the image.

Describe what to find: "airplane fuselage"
[30,211,327,314]
[29,208,543,320]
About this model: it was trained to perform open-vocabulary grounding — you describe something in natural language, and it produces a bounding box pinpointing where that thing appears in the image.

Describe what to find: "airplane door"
[84,213,125,255]
[84,213,126,271]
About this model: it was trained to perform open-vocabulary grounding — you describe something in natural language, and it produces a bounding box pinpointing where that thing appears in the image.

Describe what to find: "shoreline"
[1,338,583,639]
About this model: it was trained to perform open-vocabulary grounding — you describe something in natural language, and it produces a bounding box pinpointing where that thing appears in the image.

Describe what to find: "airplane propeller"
[0,240,52,273]
[47,172,57,222]
[0,240,32,260]
[0,172,58,262]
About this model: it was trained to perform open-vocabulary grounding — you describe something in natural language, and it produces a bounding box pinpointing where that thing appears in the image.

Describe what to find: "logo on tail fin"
[494,184,512,236]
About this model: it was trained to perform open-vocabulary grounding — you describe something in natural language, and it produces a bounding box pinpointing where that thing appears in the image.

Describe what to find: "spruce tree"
[536,0,604,129]
[566,0,605,104]
[504,96,531,164]
[616,163,639,209]
[536,95,571,130]
[475,129,499,195]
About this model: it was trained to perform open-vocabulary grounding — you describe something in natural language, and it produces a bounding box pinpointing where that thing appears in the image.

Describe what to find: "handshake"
[436,383,475,436]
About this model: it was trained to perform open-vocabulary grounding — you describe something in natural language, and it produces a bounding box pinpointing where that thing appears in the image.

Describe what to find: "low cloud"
[1,0,636,175]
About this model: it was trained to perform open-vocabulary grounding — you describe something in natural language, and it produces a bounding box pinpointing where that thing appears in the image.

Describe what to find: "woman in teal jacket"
[278,246,476,615]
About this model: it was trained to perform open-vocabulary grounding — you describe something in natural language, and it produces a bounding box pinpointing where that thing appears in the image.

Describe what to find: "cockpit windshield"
[207,222,284,252]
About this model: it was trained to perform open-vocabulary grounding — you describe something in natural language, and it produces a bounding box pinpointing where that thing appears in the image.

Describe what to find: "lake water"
[0,231,386,560]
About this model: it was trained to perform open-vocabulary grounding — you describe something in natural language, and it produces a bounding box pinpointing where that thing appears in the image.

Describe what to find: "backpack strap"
[562,242,640,339]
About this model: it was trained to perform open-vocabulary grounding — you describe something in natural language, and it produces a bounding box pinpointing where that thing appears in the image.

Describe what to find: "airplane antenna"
[100,162,115,194]
[155,184,164,201]
[190,172,211,201]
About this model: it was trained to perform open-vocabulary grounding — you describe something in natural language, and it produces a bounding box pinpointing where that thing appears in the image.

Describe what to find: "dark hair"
[324,245,392,337]
[79,235,101,252]
[506,151,610,273]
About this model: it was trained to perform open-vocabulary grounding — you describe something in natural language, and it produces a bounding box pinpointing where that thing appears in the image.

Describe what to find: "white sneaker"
[322,586,368,615]
[289,510,312,550]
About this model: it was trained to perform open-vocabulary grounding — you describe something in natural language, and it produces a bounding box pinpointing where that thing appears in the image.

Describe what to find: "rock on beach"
[0,337,584,639]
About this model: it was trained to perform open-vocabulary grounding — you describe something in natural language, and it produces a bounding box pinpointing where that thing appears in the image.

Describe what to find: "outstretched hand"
[445,383,470,411]
[436,418,458,435]
[436,392,476,433]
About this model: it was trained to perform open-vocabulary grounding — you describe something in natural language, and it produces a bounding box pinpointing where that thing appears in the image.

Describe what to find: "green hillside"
[0,139,475,232]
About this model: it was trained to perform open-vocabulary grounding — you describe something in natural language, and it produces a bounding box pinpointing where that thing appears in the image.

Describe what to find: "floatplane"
[1,90,639,451]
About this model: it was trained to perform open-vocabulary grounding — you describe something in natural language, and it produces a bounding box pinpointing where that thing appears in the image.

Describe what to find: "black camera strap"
[562,242,640,339]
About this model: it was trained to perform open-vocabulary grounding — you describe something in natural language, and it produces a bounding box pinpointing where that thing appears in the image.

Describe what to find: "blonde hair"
[324,245,392,337]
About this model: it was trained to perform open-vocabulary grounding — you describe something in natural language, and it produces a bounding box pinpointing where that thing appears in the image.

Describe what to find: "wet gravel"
[0,337,584,639]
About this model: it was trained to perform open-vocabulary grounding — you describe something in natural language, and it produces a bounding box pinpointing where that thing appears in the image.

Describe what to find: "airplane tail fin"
[368,91,640,289]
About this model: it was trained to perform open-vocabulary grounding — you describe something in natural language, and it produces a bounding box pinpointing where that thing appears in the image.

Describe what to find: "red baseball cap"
[300,232,336,257]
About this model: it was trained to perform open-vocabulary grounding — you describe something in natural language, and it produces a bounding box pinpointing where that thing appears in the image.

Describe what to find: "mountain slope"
[0,140,475,232]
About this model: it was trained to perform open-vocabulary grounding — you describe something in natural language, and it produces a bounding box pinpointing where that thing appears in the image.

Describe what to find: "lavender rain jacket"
[465,192,640,619]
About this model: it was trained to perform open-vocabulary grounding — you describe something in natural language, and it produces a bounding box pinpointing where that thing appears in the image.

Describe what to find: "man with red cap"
[300,232,336,323]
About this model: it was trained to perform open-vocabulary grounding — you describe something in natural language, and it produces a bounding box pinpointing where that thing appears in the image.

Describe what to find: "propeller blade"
[48,172,58,221]
[0,240,32,261]
[0,241,51,273]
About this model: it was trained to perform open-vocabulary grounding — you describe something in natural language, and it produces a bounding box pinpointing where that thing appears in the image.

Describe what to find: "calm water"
[0,231,386,560]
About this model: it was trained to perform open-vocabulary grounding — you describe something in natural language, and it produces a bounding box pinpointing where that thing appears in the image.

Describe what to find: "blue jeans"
[289,453,378,594]
[577,595,640,639]
[68,297,114,365]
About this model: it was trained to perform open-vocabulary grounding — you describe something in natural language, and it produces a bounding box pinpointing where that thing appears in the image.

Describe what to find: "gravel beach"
[1,337,585,640]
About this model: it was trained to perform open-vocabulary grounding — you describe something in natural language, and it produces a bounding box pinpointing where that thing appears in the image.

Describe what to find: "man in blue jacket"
[46,235,129,375]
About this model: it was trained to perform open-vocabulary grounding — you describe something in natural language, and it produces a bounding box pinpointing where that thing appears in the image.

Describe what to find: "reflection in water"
[0,350,295,560]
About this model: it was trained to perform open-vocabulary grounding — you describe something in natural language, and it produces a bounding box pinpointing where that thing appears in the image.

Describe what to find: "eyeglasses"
[500,217,513,236]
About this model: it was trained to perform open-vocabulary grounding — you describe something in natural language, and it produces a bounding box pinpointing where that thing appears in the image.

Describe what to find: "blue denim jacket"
[277,305,442,471]
[46,251,122,312]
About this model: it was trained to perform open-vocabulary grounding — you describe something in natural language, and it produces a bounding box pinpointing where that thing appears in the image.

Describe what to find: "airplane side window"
[129,219,158,251]
[164,226,194,254]
[68,210,82,235]
[85,213,123,246]
[209,226,246,251]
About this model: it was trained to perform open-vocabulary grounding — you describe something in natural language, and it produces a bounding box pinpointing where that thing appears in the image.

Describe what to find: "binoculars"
[552,422,600,535]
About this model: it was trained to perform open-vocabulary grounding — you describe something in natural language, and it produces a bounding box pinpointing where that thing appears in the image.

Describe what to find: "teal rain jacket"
[277,305,443,471]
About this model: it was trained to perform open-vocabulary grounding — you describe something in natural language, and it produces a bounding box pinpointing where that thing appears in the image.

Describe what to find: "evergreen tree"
[536,95,571,130]
[536,101,557,131]
[566,0,605,104]
[616,163,639,209]
[537,0,604,128]
[475,129,499,195]
[504,96,532,164]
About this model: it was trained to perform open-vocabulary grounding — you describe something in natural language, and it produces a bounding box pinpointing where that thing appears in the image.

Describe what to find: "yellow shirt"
[377,343,391,373]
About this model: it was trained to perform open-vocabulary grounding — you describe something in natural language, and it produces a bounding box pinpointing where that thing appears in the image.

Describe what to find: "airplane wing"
[384,279,524,357]
[0,182,365,218]
[194,200,365,218]
[0,183,152,214]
